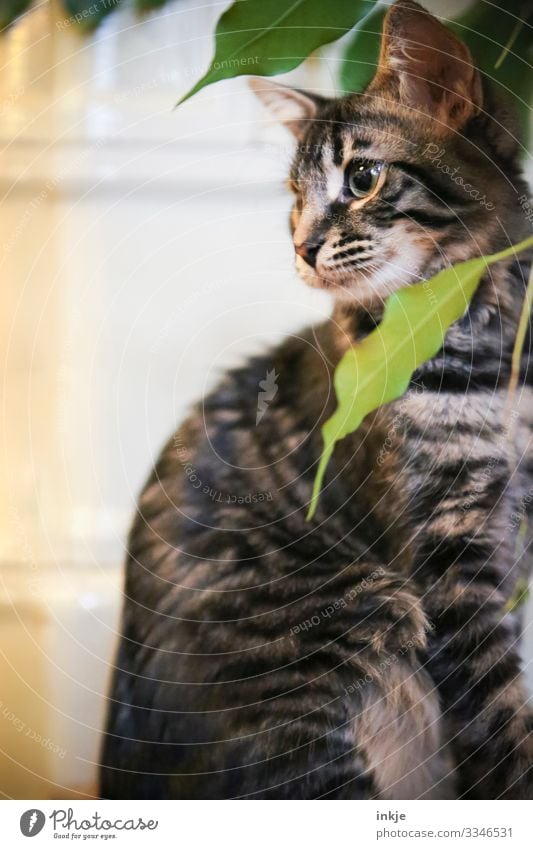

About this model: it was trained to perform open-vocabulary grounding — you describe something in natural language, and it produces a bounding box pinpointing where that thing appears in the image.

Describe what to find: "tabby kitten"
[101,0,533,799]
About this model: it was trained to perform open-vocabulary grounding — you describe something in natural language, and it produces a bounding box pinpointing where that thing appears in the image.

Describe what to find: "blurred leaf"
[340,3,386,94]
[451,0,533,139]
[307,235,533,520]
[0,0,32,30]
[62,0,122,32]
[178,0,376,105]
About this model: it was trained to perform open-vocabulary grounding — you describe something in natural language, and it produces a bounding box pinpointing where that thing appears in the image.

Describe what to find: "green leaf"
[307,235,533,520]
[339,3,386,95]
[178,0,376,105]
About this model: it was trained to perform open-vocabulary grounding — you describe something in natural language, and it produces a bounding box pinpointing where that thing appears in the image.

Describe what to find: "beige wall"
[0,0,331,797]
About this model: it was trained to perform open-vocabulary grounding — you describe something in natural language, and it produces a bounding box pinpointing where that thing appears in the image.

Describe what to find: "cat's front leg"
[421,569,533,798]
[410,421,533,798]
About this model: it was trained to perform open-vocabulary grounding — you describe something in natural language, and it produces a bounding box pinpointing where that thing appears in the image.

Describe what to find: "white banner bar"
[1,799,532,848]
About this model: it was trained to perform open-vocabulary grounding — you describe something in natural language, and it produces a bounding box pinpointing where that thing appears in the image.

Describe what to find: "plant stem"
[494,19,524,70]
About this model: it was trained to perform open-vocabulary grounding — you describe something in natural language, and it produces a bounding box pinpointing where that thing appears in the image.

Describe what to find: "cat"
[100,0,533,799]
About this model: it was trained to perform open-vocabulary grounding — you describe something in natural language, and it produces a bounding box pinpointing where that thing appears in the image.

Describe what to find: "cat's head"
[250,0,522,305]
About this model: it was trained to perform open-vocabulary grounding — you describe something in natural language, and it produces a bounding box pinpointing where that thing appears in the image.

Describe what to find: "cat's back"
[122,322,336,609]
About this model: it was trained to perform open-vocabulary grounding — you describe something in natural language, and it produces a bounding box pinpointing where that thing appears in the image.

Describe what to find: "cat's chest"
[387,387,508,463]
[360,387,512,526]
[328,388,515,570]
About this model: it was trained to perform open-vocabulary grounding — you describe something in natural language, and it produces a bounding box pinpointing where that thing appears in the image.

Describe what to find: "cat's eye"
[347,160,385,200]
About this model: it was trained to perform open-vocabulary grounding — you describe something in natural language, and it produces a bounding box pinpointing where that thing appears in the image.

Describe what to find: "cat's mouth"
[294,233,388,294]
[295,237,429,302]
[296,253,385,294]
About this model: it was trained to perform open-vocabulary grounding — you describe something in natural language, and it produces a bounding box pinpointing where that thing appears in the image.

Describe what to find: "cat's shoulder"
[147,320,329,483]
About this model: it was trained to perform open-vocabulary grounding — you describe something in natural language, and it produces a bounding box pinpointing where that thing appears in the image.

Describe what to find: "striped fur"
[100,1,532,798]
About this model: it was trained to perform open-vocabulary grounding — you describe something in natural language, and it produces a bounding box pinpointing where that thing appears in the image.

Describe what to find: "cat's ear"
[248,77,324,140]
[371,0,482,131]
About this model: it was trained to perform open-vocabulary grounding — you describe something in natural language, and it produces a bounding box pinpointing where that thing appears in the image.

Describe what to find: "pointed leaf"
[308,235,533,519]
[178,0,376,104]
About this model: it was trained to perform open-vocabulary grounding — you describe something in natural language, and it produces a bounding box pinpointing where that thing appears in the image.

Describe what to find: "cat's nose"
[295,236,325,268]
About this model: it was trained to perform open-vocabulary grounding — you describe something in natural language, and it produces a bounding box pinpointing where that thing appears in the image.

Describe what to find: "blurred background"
[0,0,531,799]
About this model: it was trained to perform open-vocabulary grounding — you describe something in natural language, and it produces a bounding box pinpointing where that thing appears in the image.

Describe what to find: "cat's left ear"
[371,0,482,132]
[248,77,325,140]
